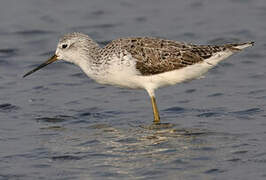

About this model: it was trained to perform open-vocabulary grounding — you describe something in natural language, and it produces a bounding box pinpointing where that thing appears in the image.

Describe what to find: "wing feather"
[104,37,233,75]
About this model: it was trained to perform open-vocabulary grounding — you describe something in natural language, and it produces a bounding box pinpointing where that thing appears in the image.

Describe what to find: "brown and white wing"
[118,37,214,75]
[105,37,253,76]
[133,48,204,75]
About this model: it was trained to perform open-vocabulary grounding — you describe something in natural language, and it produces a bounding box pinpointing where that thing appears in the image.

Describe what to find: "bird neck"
[75,43,109,80]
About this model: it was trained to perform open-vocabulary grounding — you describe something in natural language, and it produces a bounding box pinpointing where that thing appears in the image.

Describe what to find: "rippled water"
[1,0,266,179]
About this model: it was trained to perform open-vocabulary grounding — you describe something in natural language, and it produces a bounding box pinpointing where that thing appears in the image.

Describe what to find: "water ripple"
[14,30,54,36]
[197,112,222,118]
[204,168,225,174]
[231,108,262,116]
[51,155,83,161]
[207,93,223,97]
[0,48,18,58]
[0,103,19,112]
[185,89,196,93]
[36,115,76,123]
[163,106,186,113]
[135,16,147,22]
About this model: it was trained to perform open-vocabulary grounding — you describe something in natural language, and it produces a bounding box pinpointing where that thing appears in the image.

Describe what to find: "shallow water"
[1,0,266,179]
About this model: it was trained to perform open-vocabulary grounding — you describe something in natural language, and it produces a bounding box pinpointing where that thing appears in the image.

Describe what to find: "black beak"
[23,54,58,78]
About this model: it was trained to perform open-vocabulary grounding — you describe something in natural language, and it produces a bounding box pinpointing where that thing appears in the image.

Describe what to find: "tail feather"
[227,42,254,51]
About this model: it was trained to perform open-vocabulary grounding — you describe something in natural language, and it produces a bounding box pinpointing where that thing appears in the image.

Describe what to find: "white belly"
[93,50,233,91]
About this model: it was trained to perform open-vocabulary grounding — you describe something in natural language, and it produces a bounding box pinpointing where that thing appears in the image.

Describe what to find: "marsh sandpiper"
[23,32,254,124]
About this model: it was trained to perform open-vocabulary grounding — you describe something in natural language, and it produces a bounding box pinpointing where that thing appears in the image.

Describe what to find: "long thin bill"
[23,54,58,78]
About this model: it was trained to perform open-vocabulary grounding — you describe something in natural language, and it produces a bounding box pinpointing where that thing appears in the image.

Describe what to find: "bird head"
[23,32,98,78]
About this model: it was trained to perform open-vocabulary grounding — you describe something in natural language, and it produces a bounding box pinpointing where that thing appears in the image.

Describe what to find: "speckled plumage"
[104,37,251,75]
[23,32,254,123]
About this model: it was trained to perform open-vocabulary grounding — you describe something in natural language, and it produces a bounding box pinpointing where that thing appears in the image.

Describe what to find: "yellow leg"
[151,96,160,124]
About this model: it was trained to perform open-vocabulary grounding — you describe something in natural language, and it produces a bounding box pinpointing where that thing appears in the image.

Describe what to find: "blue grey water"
[0,0,266,179]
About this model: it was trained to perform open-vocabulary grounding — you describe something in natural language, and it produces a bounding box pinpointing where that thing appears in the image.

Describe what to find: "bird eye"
[62,44,68,49]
